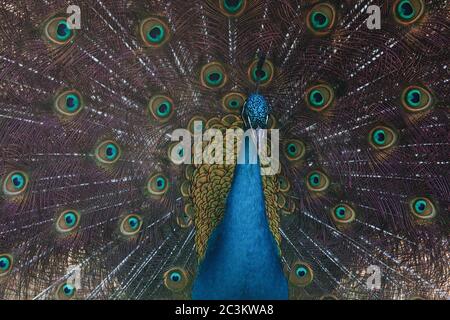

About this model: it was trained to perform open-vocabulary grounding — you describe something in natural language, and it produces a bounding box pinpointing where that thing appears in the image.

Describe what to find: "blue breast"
[192,136,288,300]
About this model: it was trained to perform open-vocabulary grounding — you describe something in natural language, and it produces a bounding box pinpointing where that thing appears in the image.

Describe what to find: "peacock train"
[0,0,448,300]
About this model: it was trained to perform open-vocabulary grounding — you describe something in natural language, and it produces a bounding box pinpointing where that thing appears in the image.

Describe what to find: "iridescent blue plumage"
[243,94,270,129]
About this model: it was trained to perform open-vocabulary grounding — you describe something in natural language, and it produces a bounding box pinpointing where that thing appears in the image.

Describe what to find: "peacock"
[0,0,448,300]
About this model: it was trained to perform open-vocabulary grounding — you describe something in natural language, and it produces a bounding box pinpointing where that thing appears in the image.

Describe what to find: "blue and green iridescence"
[309,89,325,107]
[310,12,329,30]
[56,20,72,41]
[406,89,421,108]
[65,94,80,113]
[157,101,172,117]
[224,0,244,13]
[11,173,26,190]
[127,216,140,231]
[287,143,298,157]
[0,256,11,272]
[296,266,308,278]
[147,25,165,44]
[335,206,346,219]
[206,72,223,86]
[170,271,182,282]
[372,129,386,146]
[105,143,119,161]
[228,99,240,109]
[413,199,427,215]
[63,212,77,228]
[62,284,75,297]
[396,0,415,21]
[309,173,321,187]
[252,68,268,82]
[156,177,166,191]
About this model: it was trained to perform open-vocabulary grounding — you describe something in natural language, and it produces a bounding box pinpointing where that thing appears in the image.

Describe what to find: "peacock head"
[242,93,270,129]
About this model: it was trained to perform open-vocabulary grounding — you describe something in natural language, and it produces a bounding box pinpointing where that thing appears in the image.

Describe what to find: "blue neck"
[192,136,288,300]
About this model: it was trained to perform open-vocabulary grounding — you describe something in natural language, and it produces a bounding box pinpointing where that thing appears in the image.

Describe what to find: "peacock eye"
[164,268,189,292]
[306,3,336,35]
[54,90,84,116]
[44,17,75,44]
[278,175,291,192]
[148,95,174,123]
[147,173,169,197]
[0,254,13,277]
[289,261,314,287]
[219,0,247,17]
[393,0,424,25]
[201,62,227,89]
[222,92,246,113]
[56,210,80,233]
[410,197,436,219]
[369,126,397,150]
[284,140,306,162]
[332,204,356,224]
[3,170,29,196]
[248,59,274,86]
[401,85,433,112]
[305,84,334,112]
[140,17,170,47]
[120,214,143,236]
[306,170,330,192]
[95,140,121,164]
[56,282,76,300]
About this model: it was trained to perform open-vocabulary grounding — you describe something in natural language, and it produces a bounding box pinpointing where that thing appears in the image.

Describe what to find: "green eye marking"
[206,71,223,86]
[393,0,424,25]
[44,17,75,45]
[289,261,314,287]
[0,254,13,276]
[56,210,80,233]
[120,214,143,236]
[56,282,76,300]
[306,3,336,35]
[56,20,72,41]
[373,129,386,145]
[305,84,334,112]
[309,89,325,106]
[310,12,329,30]
[284,140,305,162]
[55,90,84,116]
[222,92,246,113]
[95,140,121,164]
[309,173,321,186]
[164,267,190,292]
[335,206,346,219]
[140,17,170,48]
[3,170,29,196]
[331,204,356,224]
[306,170,329,192]
[147,25,165,44]
[248,59,274,86]
[410,197,436,219]
[149,95,175,123]
[401,85,433,112]
[201,62,227,89]
[219,0,247,17]
[369,126,397,150]
[296,266,308,278]
[147,173,169,197]
[63,212,77,228]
